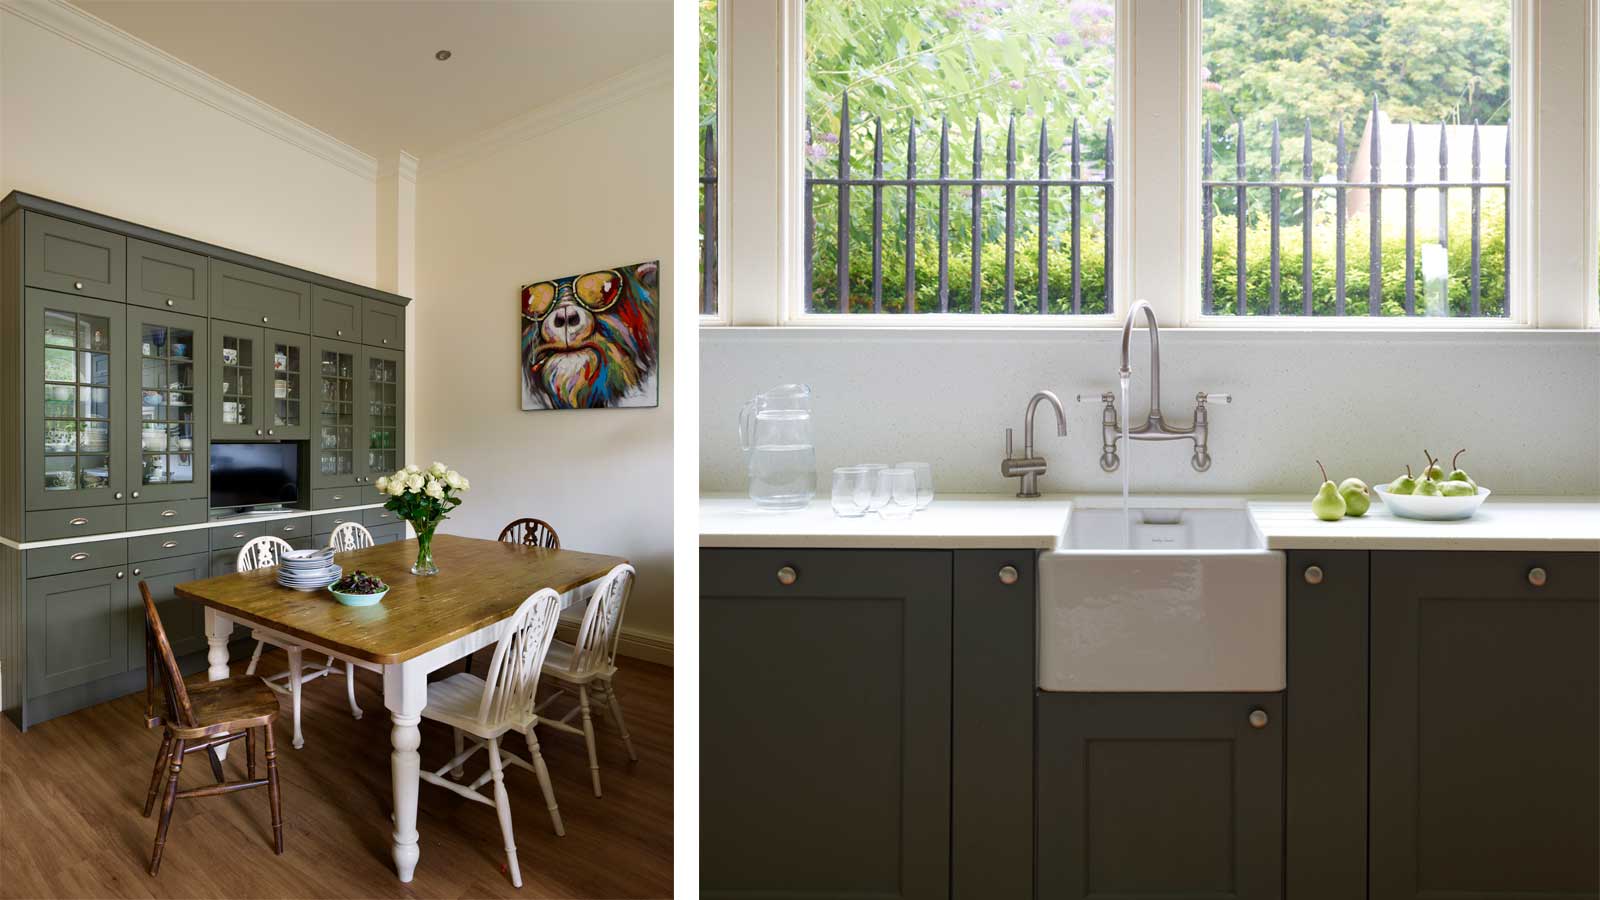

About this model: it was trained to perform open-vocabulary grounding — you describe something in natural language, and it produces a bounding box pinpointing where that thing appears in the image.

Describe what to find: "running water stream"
[1120,371,1132,548]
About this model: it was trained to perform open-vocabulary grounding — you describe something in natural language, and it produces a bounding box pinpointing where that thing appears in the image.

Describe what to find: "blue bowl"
[330,586,388,607]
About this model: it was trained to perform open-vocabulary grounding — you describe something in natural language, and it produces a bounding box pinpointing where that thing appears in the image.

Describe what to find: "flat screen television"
[210,442,301,510]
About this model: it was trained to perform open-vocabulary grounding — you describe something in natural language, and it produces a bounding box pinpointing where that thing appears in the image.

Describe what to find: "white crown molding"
[421,53,672,178]
[379,151,420,183]
[1,0,378,180]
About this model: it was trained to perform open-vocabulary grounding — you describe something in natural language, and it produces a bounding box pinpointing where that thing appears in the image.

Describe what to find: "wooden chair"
[497,517,560,549]
[535,563,639,797]
[238,535,363,749]
[418,588,566,888]
[140,580,283,875]
[328,520,374,553]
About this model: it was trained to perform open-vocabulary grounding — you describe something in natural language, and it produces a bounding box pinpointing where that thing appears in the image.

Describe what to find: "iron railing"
[1203,97,1509,317]
[700,124,718,315]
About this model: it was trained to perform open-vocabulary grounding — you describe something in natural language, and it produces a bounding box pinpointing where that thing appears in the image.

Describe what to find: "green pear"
[1414,478,1442,497]
[1338,477,1371,516]
[1312,460,1347,521]
[1388,465,1418,495]
[1421,449,1445,482]
[1439,480,1476,497]
[1447,449,1476,489]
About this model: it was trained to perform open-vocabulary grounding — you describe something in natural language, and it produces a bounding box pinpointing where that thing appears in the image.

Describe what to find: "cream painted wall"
[414,85,674,657]
[0,6,377,285]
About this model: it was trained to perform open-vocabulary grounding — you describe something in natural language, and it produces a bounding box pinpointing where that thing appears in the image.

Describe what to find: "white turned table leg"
[384,663,427,883]
[204,609,234,760]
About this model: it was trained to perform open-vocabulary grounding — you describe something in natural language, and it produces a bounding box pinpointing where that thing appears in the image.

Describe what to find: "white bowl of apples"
[1373,450,1490,521]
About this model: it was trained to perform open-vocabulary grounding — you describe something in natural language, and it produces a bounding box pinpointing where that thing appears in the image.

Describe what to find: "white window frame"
[706,0,1598,331]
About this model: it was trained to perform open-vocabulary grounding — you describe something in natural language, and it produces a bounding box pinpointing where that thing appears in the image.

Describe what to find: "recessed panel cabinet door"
[700,548,953,900]
[311,285,362,342]
[24,212,125,301]
[1037,692,1285,900]
[127,239,206,316]
[1370,551,1600,900]
[362,297,404,349]
[126,552,211,660]
[208,260,310,332]
[25,565,129,697]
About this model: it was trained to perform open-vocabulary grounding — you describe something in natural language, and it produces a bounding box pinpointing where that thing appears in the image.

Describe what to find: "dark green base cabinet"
[1287,550,1600,900]
[1037,692,1285,899]
[700,548,1037,900]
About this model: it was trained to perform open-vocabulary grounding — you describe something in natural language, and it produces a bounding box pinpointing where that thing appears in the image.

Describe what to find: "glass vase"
[410,520,439,576]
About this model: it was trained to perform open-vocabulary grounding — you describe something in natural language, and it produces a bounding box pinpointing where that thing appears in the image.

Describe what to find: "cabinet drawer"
[209,521,263,550]
[28,540,128,579]
[313,511,361,533]
[362,297,404,349]
[262,518,310,541]
[126,498,208,531]
[26,505,127,541]
[312,487,361,509]
[363,485,392,505]
[368,523,405,545]
[24,212,126,301]
[127,239,206,315]
[128,529,207,562]
[363,506,398,527]
[209,260,310,332]
[312,285,363,342]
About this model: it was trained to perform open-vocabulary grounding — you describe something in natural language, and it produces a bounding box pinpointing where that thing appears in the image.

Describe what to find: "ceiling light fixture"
[435,50,452,61]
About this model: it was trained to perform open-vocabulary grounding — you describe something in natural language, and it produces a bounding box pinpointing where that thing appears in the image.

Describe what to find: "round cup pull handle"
[1304,565,1324,585]
[998,565,1019,585]
[1249,708,1269,729]
[70,552,89,561]
[68,517,88,526]
[160,509,177,517]
[162,540,178,549]
[232,531,247,539]
[1528,567,1547,587]
[776,566,798,586]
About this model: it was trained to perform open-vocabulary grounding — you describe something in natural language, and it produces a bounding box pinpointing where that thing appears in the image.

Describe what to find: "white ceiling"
[73,0,671,165]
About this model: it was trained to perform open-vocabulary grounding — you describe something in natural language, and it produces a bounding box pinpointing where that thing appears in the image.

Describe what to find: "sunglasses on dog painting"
[521,270,623,324]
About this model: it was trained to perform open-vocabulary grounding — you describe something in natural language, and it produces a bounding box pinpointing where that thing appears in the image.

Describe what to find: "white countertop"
[700,493,1600,552]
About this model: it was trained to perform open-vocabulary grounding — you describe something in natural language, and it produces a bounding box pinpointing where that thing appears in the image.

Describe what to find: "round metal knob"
[256,429,264,436]
[998,565,1019,585]
[166,299,175,307]
[1528,567,1547,587]
[1249,708,1269,729]
[267,429,275,436]
[776,566,798,586]
[336,330,343,336]
[131,491,139,499]
[113,491,123,500]
[382,338,389,344]
[132,568,141,576]
[261,316,269,323]
[1304,565,1324,585]
[115,571,125,580]
[74,281,84,290]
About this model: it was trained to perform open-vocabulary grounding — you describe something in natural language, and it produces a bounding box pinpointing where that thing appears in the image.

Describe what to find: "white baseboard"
[554,622,672,667]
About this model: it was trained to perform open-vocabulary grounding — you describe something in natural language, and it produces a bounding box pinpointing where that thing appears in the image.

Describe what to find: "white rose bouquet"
[375,462,469,576]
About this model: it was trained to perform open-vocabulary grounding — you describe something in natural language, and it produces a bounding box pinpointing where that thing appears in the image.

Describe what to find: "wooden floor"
[0,648,673,899]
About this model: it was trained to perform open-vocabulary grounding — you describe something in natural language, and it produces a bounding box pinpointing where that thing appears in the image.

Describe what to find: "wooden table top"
[175,534,627,665]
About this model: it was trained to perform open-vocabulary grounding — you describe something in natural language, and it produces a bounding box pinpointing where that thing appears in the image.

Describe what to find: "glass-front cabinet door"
[311,338,358,488]
[210,322,263,440]
[265,329,311,440]
[126,308,207,503]
[358,347,404,498]
[26,289,127,510]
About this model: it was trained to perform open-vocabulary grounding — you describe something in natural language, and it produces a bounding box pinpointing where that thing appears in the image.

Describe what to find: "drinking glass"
[895,461,935,510]
[878,467,917,519]
[856,463,889,512]
[830,466,873,517]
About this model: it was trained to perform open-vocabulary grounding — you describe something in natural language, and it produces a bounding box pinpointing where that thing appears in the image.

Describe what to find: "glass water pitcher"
[739,384,816,510]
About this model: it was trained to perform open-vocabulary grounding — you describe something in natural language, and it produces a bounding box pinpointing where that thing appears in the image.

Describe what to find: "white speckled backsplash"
[701,328,1600,496]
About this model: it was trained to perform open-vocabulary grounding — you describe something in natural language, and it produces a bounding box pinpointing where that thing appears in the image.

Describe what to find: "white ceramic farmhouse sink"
[1038,498,1285,692]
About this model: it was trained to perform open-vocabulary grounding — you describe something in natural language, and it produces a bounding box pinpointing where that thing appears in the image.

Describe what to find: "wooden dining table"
[174,533,628,883]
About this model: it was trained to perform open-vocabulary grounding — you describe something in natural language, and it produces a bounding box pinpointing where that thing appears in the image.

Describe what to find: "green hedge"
[807,205,1506,317]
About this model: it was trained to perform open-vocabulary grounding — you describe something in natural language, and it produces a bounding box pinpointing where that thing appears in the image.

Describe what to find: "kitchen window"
[700,0,720,316]
[705,0,1596,329]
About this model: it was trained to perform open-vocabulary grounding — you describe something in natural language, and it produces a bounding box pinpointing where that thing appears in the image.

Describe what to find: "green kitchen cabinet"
[701,548,953,900]
[359,347,404,492]
[208,259,310,333]
[25,289,127,512]
[362,295,404,349]
[310,337,360,489]
[24,212,125,302]
[25,565,130,697]
[126,551,211,659]
[1369,551,1599,900]
[209,322,310,440]
[126,307,207,503]
[126,238,206,316]
[1037,692,1285,900]
[311,285,363,342]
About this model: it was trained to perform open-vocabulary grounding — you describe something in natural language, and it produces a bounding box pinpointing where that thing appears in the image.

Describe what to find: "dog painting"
[519,260,659,410]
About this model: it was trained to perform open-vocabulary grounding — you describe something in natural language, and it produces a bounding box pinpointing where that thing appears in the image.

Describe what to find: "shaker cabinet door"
[1370,551,1600,900]
[126,308,207,503]
[126,552,211,661]
[261,329,311,440]
[362,297,404,349]
[312,285,363,342]
[25,565,129,697]
[23,212,126,301]
[700,548,953,900]
[310,338,360,488]
[127,239,206,316]
[208,260,310,332]
[25,289,128,512]
[358,347,404,484]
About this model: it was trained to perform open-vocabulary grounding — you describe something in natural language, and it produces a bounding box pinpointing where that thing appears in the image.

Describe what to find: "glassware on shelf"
[855,463,889,512]
[830,466,873,518]
[877,467,918,519]
[895,461,935,510]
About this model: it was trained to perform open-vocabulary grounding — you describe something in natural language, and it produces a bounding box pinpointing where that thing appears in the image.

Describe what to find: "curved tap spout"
[1119,300,1162,422]
[1023,390,1069,458]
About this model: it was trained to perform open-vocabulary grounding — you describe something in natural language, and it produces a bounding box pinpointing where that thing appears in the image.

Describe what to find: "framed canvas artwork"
[519,259,660,410]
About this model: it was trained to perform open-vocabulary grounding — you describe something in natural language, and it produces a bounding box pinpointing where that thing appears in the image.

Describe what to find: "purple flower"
[1009,79,1024,90]
[817,131,839,144]
[1052,31,1074,46]
[807,145,830,161]
[1199,65,1211,81]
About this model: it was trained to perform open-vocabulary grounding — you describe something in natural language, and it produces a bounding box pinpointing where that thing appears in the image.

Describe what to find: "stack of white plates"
[277,548,340,592]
